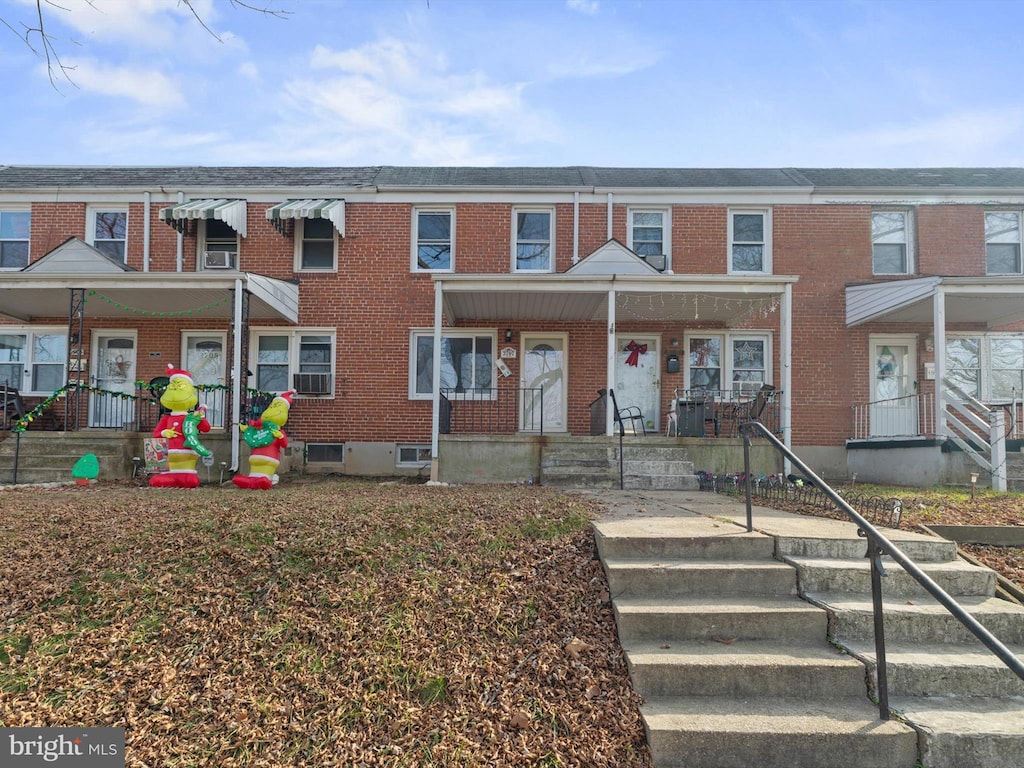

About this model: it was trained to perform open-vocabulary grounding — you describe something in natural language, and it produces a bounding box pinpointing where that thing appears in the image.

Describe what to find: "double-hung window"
[686,333,770,395]
[0,329,66,393]
[513,208,553,272]
[0,209,30,269]
[947,334,1024,402]
[728,209,770,273]
[87,207,128,262]
[872,210,913,274]
[628,209,670,271]
[200,219,239,270]
[985,211,1022,274]
[296,218,336,271]
[252,330,335,396]
[413,208,453,271]
[411,331,494,399]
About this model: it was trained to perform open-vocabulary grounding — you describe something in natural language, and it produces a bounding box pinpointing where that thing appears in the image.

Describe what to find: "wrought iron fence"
[439,387,543,435]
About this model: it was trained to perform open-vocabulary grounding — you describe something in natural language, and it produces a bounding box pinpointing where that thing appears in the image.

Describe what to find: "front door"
[520,334,567,432]
[615,335,660,433]
[184,333,227,428]
[870,335,918,437]
[90,332,136,427]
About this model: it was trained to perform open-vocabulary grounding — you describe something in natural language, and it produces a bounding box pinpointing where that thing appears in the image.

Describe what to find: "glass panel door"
[520,334,566,432]
[90,333,136,427]
[870,336,917,437]
[184,333,226,428]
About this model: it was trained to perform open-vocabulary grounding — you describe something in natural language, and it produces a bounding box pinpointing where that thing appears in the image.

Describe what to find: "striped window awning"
[266,199,345,236]
[159,199,248,237]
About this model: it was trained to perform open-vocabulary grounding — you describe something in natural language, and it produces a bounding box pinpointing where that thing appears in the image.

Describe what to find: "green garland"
[86,291,228,318]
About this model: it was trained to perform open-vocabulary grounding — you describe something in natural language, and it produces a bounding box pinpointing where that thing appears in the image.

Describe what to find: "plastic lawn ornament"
[72,453,100,485]
[149,364,211,489]
[234,390,294,490]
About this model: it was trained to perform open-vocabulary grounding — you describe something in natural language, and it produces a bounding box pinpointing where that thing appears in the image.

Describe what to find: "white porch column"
[781,283,793,475]
[606,286,617,435]
[933,287,947,437]
[430,281,444,481]
[230,277,243,471]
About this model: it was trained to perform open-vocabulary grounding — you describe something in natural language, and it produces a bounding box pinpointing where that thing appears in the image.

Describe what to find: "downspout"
[781,283,793,475]
[430,281,444,481]
[606,192,613,241]
[933,286,947,438]
[572,192,580,265]
[143,192,151,272]
[606,281,617,435]
[176,191,184,272]
[230,278,244,471]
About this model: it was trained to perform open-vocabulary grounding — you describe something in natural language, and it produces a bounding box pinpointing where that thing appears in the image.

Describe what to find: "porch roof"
[434,273,797,324]
[0,271,299,324]
[846,276,1024,327]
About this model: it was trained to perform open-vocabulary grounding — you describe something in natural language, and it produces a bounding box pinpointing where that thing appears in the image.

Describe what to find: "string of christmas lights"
[615,293,781,322]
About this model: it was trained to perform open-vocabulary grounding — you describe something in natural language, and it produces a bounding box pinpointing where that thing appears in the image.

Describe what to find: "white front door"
[615,335,660,433]
[90,332,136,427]
[870,335,918,437]
[184,333,227,428]
[520,334,567,432]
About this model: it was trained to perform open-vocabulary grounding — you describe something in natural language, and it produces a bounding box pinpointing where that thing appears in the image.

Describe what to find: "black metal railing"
[439,387,543,435]
[675,386,782,437]
[738,419,1024,720]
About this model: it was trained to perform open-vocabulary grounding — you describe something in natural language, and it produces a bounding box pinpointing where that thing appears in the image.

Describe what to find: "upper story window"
[985,211,1022,274]
[413,208,454,272]
[296,218,336,271]
[513,208,553,272]
[872,210,913,275]
[0,210,30,269]
[628,208,670,271]
[200,219,239,270]
[728,209,770,274]
[87,207,127,262]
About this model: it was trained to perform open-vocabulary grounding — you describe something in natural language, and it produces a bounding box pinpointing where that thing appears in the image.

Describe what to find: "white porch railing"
[940,380,1007,492]
[850,392,936,441]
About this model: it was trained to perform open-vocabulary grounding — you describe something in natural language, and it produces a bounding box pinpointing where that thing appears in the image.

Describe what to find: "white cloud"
[61,58,185,109]
[567,0,600,15]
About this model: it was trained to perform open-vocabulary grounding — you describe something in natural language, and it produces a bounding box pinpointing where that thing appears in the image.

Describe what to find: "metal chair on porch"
[1,385,25,430]
[607,388,647,436]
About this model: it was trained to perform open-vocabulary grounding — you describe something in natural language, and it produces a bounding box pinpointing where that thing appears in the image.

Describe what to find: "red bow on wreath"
[625,340,647,367]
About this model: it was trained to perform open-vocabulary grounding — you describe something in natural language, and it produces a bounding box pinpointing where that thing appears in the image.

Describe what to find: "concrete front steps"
[594,512,917,768]
[0,431,138,484]
[541,438,698,490]
[787,530,1024,768]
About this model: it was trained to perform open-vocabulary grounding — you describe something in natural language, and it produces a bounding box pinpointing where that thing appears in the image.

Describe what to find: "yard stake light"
[970,472,979,499]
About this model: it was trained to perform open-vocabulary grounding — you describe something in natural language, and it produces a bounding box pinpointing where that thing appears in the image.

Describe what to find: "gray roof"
[1,164,1023,192]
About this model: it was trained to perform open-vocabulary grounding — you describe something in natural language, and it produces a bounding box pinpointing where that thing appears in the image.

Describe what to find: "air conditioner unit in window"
[293,372,332,395]
[203,250,236,269]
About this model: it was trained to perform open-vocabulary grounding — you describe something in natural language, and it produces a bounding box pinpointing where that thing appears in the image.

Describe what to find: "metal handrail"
[739,419,1024,720]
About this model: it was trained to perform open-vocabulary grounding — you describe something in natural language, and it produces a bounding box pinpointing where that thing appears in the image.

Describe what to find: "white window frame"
[728,208,772,275]
[947,332,1024,403]
[0,326,67,395]
[249,328,336,398]
[412,207,455,272]
[627,207,671,272]
[683,331,772,395]
[396,444,432,467]
[198,219,239,272]
[293,218,338,272]
[984,210,1023,275]
[512,207,555,273]
[871,209,914,275]
[409,329,497,400]
[0,207,31,270]
[86,206,128,263]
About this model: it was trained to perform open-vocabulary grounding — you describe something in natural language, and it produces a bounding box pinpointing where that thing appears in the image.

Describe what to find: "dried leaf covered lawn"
[0,479,652,768]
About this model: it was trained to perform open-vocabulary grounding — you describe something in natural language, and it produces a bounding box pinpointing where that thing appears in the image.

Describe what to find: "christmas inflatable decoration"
[233,390,294,490]
[150,364,211,488]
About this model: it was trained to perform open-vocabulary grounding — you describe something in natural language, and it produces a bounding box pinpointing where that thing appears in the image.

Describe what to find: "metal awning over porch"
[159,199,248,237]
[847,275,1024,328]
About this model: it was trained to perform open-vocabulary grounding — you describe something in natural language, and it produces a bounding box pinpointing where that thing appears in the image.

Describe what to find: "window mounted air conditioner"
[203,250,236,269]
[293,372,332,395]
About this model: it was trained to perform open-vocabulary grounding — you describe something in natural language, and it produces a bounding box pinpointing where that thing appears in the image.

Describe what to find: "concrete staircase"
[591,492,1024,768]
[0,431,139,484]
[541,438,699,490]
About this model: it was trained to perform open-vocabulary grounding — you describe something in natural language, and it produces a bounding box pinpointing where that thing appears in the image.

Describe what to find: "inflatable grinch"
[234,390,293,490]
[150,364,211,488]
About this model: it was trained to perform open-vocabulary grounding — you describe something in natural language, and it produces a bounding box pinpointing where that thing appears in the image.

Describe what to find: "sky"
[1,0,1023,169]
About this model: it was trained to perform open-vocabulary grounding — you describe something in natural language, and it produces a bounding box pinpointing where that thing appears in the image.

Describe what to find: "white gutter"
[143,192,151,272]
[606,192,613,241]
[781,282,793,475]
[572,192,580,265]
[933,287,947,438]
[230,277,244,471]
[176,191,184,272]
